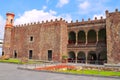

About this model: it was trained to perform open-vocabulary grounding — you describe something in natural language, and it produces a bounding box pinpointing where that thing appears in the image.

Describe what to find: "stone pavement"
[0,63,120,80]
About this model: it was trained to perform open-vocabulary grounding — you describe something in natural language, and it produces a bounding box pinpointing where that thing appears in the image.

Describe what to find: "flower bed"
[34,64,76,71]
[33,64,120,77]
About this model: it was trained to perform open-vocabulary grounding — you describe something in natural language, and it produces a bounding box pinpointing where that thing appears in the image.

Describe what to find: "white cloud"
[14,9,72,25]
[56,0,69,8]
[42,6,47,10]
[79,1,90,10]
[15,9,58,25]
[92,14,106,20]
[60,14,72,22]
[77,0,109,14]
[0,15,5,39]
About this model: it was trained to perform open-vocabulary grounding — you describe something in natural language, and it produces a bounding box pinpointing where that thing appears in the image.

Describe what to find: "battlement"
[14,9,120,28]
[6,12,15,17]
[14,18,66,27]
[106,9,120,14]
[68,17,106,27]
[106,9,120,17]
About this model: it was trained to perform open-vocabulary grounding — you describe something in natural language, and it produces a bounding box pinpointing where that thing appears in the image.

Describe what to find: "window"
[30,36,33,41]
[11,19,13,24]
[2,52,4,56]
[6,18,8,21]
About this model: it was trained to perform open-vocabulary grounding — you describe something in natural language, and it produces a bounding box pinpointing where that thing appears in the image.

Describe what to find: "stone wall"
[106,9,120,64]
[10,19,67,62]
[11,24,41,59]
[3,28,12,56]
[3,9,120,64]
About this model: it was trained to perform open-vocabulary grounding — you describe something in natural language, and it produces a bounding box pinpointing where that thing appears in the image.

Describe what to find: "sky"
[0,0,120,39]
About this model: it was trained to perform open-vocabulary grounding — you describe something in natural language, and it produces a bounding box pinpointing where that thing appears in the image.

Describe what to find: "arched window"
[78,31,86,44]
[68,31,76,44]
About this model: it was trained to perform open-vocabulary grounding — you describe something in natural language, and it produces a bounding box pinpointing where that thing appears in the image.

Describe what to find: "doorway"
[48,50,52,61]
[29,50,33,59]
[14,50,17,58]
[2,51,4,56]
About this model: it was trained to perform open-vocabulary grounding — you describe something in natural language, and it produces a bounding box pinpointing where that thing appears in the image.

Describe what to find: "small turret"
[3,12,15,57]
[5,12,15,28]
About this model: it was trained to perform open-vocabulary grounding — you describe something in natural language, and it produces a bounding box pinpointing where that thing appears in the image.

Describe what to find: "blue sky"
[0,0,120,39]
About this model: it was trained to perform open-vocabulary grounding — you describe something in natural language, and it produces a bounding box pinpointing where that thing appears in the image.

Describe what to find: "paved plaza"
[0,63,120,80]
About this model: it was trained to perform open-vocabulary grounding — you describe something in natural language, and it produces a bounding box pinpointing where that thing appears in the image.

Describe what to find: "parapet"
[13,9,120,28]
[106,8,120,17]
[6,12,15,17]
[68,17,106,27]
[14,18,66,27]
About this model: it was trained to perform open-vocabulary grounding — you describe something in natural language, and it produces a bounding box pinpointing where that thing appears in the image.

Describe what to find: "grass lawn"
[58,69,120,77]
[26,60,42,64]
[0,58,21,64]
[0,58,42,64]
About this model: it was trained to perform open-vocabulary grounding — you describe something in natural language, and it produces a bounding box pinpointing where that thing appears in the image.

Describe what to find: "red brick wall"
[10,20,67,62]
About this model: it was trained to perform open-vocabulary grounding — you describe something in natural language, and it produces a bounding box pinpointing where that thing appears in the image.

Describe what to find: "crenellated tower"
[2,12,15,56]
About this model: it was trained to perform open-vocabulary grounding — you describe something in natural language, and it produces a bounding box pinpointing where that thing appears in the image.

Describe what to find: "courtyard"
[0,63,120,80]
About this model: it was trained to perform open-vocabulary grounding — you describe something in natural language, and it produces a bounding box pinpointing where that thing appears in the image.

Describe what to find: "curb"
[17,67,120,79]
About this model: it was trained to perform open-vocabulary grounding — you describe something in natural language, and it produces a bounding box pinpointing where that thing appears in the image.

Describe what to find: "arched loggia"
[98,50,107,64]
[88,51,97,64]
[77,51,86,63]
[68,31,76,44]
[68,51,76,63]
[78,31,86,44]
[98,28,106,43]
[88,30,96,44]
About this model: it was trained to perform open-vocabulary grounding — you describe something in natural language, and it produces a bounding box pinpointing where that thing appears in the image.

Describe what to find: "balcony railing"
[67,59,107,65]
[67,42,106,48]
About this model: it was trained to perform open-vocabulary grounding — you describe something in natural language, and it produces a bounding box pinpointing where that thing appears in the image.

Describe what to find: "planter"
[62,55,68,63]
[62,59,68,63]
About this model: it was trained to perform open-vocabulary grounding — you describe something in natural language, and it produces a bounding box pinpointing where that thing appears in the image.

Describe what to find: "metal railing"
[68,60,107,65]
[67,43,106,48]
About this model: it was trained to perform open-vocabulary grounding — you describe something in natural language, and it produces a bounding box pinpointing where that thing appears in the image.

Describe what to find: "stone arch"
[68,51,76,62]
[87,29,96,44]
[98,50,107,64]
[88,51,97,64]
[78,30,86,44]
[98,28,106,43]
[77,51,86,63]
[68,31,76,44]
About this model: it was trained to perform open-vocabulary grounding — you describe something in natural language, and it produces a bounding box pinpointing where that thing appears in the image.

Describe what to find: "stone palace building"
[2,9,120,64]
